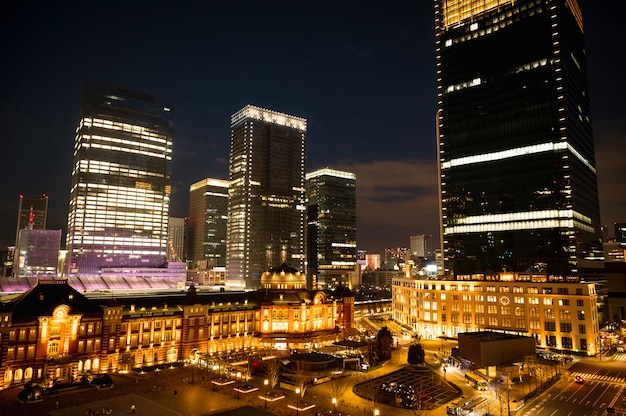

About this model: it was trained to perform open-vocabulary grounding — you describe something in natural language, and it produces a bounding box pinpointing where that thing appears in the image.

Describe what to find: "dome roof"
[261,262,306,288]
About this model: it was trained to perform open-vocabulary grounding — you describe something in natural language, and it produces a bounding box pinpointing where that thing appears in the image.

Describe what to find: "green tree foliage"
[407,342,425,365]
[376,326,394,361]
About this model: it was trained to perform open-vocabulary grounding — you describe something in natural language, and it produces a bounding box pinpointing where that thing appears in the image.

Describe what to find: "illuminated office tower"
[227,105,306,289]
[66,80,174,275]
[167,217,185,262]
[306,168,357,289]
[435,0,602,278]
[187,178,229,268]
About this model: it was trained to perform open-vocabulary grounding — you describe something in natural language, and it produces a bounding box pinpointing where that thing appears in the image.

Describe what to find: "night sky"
[1,1,624,255]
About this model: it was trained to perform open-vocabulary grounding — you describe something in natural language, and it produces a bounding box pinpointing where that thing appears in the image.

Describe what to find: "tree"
[376,327,394,361]
[264,357,282,390]
[523,354,539,392]
[407,340,425,365]
[326,369,352,409]
[293,360,311,397]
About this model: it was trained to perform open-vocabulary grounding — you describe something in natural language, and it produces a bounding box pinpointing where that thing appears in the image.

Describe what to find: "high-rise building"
[409,234,432,260]
[14,229,61,278]
[167,217,185,262]
[187,178,229,268]
[66,80,174,276]
[306,168,357,289]
[615,223,626,243]
[227,105,306,289]
[14,194,48,251]
[435,0,602,278]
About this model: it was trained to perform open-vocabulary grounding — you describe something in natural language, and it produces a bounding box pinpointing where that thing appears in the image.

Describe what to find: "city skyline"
[1,1,624,255]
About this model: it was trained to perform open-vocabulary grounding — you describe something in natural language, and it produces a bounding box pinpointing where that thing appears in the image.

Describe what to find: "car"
[574,376,584,384]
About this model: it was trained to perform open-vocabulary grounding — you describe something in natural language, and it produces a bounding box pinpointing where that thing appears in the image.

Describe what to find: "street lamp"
[332,397,337,414]
[236,372,242,399]
[295,387,301,416]
[212,365,219,391]
[374,408,380,416]
[264,379,269,408]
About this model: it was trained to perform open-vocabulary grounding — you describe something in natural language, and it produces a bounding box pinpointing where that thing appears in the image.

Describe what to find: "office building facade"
[14,229,61,278]
[187,178,229,269]
[435,0,602,278]
[393,275,600,355]
[227,105,306,289]
[167,217,185,262]
[306,168,357,289]
[66,80,174,275]
[14,195,48,253]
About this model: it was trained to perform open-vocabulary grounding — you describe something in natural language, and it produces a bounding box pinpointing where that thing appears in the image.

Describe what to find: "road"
[518,354,626,416]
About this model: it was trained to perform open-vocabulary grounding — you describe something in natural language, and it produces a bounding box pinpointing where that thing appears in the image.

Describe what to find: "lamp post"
[264,379,269,408]
[295,387,301,416]
[235,372,242,399]
[332,397,337,414]
[212,365,218,391]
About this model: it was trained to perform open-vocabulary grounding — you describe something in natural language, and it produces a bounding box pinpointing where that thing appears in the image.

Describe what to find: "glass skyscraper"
[187,178,229,268]
[306,168,357,289]
[435,0,602,278]
[66,80,174,276]
[227,105,306,289]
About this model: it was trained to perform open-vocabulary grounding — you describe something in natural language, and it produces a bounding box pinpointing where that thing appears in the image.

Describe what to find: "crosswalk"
[613,353,626,362]
[570,371,626,384]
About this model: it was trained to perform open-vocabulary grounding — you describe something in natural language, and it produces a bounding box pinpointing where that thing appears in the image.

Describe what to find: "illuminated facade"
[435,0,602,277]
[227,105,306,289]
[14,195,49,266]
[66,80,174,275]
[306,168,357,289]
[187,178,229,268]
[0,276,354,391]
[392,275,600,355]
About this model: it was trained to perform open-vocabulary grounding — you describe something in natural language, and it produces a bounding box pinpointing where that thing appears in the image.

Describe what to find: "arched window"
[47,340,59,354]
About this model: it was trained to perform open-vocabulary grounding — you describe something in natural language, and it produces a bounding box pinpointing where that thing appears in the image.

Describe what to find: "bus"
[464,372,488,391]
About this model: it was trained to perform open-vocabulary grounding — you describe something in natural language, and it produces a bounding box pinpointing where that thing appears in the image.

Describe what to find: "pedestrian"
[56,400,59,408]
[174,389,178,397]
[131,403,136,413]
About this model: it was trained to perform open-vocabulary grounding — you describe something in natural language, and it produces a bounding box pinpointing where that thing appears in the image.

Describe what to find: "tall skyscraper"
[66,80,174,276]
[306,168,357,289]
[227,105,306,289]
[14,229,61,278]
[435,0,602,278]
[167,217,185,262]
[14,195,48,250]
[187,178,229,268]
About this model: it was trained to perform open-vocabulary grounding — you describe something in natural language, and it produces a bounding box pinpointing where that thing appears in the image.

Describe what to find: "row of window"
[433,313,589,331]
[414,284,586,295]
